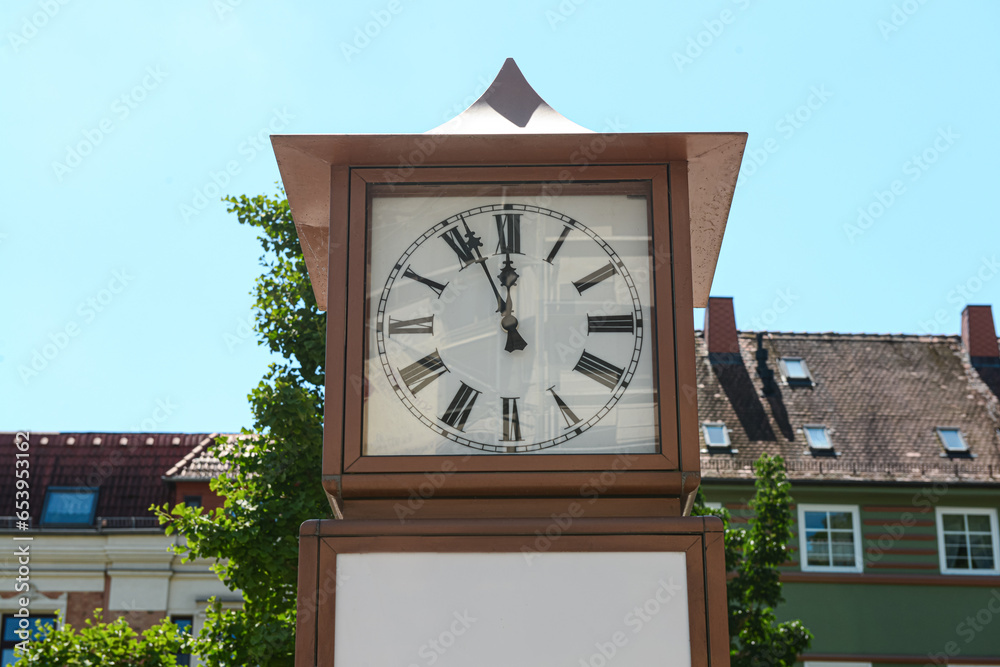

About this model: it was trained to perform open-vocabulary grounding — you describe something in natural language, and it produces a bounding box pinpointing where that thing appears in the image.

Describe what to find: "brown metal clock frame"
[323,161,700,517]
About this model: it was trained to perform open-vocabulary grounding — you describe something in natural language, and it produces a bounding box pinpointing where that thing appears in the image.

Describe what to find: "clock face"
[363,188,658,455]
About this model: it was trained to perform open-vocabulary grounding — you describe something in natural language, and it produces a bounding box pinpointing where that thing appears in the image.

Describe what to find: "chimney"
[961,305,1000,360]
[705,297,740,354]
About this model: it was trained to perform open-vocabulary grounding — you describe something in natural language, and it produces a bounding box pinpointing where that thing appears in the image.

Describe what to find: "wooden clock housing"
[272,61,746,520]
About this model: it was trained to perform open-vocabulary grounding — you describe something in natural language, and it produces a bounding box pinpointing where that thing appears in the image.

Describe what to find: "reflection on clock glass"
[363,191,659,455]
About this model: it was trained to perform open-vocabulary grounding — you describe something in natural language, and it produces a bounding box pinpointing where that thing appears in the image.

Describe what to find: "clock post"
[273,59,746,667]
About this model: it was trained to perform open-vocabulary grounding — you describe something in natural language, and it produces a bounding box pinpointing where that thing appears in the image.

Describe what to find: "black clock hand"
[460,216,506,313]
[499,254,527,353]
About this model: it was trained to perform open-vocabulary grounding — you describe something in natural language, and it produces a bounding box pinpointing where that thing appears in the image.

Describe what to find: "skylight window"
[701,422,731,448]
[937,428,969,453]
[804,425,832,450]
[40,487,98,526]
[780,357,814,385]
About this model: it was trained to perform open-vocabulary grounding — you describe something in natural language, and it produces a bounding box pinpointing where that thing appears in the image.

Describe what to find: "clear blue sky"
[3,1,998,433]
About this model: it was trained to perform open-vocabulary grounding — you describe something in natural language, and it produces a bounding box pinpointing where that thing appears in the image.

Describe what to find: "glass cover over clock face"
[364,185,659,455]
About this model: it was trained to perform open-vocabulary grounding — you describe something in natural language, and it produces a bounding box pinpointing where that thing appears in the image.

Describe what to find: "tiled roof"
[0,432,224,525]
[697,331,1000,484]
[163,433,247,480]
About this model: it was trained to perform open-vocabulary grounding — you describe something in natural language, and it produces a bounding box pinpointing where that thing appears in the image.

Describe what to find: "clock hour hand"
[499,254,527,353]
[461,216,506,313]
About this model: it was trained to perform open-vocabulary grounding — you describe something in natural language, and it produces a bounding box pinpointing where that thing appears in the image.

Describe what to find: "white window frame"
[935,507,1000,575]
[936,427,969,453]
[779,356,813,383]
[703,501,723,510]
[701,422,731,448]
[798,504,863,573]
[803,424,833,450]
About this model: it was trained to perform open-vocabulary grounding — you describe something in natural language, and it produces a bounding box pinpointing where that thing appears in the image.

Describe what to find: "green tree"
[154,190,329,666]
[692,454,812,666]
[17,611,193,666]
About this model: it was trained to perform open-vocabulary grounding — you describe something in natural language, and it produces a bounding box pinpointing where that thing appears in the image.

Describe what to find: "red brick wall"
[173,480,224,512]
[65,591,105,626]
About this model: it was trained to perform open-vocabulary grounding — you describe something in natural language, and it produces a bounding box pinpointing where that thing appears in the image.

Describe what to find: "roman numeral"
[573,262,617,294]
[402,266,448,298]
[388,315,434,336]
[500,397,522,441]
[441,226,482,270]
[494,209,521,255]
[587,314,634,334]
[398,350,448,394]
[548,387,580,428]
[544,225,572,264]
[573,351,624,390]
[441,382,481,432]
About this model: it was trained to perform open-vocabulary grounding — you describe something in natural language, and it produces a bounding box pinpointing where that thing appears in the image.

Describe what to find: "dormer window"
[804,425,833,450]
[701,422,731,449]
[779,357,814,386]
[937,427,969,453]
[40,487,99,527]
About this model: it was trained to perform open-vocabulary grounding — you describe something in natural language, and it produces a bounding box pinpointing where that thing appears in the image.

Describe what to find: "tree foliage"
[154,190,329,666]
[692,454,812,666]
[17,611,193,667]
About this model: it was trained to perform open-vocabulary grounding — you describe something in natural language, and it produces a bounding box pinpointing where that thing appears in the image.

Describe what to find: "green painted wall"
[779,582,1000,658]
[702,480,1000,660]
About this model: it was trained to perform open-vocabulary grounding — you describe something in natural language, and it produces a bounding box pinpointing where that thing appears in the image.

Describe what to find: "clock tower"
[274,59,745,667]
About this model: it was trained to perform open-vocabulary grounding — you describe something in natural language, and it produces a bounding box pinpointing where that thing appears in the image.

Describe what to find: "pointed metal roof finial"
[429,58,592,134]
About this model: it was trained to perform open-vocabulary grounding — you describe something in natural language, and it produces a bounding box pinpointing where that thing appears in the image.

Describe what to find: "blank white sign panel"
[334,551,691,667]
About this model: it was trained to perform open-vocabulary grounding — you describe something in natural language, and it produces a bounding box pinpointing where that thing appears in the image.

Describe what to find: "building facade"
[0,432,235,666]
[699,298,1000,665]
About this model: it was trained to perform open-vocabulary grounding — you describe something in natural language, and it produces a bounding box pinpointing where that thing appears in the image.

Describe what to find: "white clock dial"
[364,192,658,455]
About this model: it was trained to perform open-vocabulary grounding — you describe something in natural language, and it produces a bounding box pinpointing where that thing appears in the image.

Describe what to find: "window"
[701,422,731,448]
[780,357,813,385]
[798,504,863,572]
[40,487,98,527]
[173,616,193,666]
[936,427,969,453]
[2,615,56,666]
[804,663,872,667]
[183,495,202,508]
[935,508,999,575]
[804,425,833,450]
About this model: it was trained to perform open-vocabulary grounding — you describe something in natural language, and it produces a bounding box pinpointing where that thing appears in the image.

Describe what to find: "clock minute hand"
[460,216,505,313]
